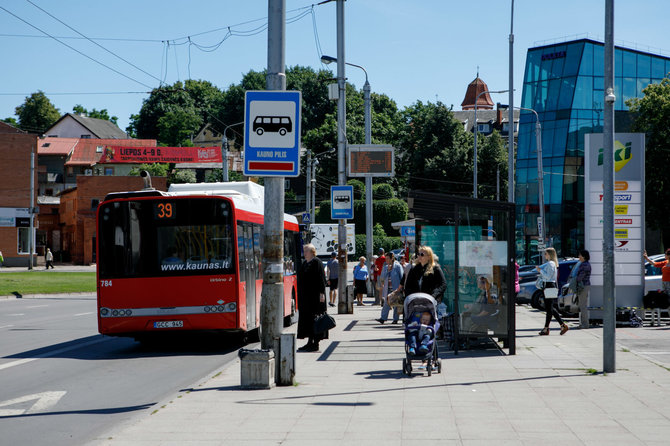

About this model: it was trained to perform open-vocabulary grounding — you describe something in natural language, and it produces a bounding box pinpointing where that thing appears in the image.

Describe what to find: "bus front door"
[243,224,256,329]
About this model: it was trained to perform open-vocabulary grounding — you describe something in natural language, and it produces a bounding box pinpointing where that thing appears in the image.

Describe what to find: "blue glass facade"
[516,39,670,261]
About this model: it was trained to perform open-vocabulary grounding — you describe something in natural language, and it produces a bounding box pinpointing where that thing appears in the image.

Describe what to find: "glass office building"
[516,38,670,261]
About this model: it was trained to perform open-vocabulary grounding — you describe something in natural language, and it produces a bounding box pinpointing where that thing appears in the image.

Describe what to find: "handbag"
[313,312,336,334]
[535,277,544,290]
[387,289,405,314]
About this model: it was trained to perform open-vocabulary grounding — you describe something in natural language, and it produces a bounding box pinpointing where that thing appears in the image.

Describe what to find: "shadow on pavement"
[0,403,155,420]
[4,333,249,361]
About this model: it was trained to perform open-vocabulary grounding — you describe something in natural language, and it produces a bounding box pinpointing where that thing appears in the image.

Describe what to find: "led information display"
[347,144,395,177]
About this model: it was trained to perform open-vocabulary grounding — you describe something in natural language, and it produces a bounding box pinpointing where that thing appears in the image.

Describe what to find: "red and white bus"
[96,180,300,339]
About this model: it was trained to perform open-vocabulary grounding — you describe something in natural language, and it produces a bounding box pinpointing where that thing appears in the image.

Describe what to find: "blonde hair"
[418,245,437,275]
[545,247,558,267]
[303,243,316,255]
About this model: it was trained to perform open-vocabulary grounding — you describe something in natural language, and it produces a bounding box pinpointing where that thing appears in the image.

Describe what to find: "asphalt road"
[0,294,245,446]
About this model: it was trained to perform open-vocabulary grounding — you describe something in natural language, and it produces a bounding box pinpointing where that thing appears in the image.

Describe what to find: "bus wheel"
[279,128,287,136]
[256,128,264,136]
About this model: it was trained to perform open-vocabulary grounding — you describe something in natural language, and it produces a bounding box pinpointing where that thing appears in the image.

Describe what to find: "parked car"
[516,258,579,309]
[557,253,667,316]
[644,253,665,295]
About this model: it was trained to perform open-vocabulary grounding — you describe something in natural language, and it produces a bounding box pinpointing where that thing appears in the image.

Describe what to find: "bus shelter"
[408,191,516,355]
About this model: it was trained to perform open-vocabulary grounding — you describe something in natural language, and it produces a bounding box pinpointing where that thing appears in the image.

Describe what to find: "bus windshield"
[98,198,234,279]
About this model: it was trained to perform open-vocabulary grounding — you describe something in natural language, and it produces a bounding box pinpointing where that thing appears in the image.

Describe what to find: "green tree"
[204,169,244,182]
[2,117,18,127]
[171,169,196,184]
[627,79,670,246]
[129,80,224,145]
[395,101,473,197]
[129,163,169,177]
[72,105,118,125]
[157,108,202,147]
[373,183,395,200]
[15,91,60,134]
[476,130,508,200]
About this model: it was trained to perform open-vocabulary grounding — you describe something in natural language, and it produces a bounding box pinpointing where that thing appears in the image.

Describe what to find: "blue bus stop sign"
[330,186,354,220]
[244,90,302,177]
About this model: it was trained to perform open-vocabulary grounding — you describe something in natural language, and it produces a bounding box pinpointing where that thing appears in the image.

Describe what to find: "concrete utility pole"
[508,0,515,204]
[305,150,312,236]
[336,0,348,314]
[603,0,616,373]
[363,73,373,300]
[28,151,35,270]
[260,0,286,350]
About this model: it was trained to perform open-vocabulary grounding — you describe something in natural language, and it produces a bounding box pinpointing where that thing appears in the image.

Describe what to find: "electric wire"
[25,0,162,83]
[0,5,153,89]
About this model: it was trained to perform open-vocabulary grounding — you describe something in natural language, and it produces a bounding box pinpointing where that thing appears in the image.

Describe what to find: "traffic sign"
[400,226,415,237]
[244,90,302,177]
[330,185,354,220]
[302,212,311,223]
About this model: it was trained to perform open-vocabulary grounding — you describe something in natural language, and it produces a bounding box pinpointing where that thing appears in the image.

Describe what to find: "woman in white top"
[536,247,569,336]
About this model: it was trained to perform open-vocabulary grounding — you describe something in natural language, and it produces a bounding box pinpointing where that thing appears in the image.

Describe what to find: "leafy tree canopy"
[15,91,60,134]
[72,105,118,125]
[627,79,670,246]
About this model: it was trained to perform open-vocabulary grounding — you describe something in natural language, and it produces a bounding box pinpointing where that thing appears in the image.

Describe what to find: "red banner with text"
[98,146,222,164]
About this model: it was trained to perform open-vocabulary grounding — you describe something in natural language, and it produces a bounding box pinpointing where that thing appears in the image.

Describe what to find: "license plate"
[154,320,183,328]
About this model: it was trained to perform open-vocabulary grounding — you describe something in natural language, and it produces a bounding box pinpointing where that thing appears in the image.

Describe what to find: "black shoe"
[375,318,385,324]
[328,302,335,307]
[304,343,319,352]
[392,320,399,324]
[297,343,313,351]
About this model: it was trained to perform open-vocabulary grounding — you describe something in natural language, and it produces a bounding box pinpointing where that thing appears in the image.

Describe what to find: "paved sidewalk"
[90,301,670,446]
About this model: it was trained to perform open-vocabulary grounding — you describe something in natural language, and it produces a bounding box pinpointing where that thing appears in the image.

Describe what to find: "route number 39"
[100,280,113,287]
[155,202,175,219]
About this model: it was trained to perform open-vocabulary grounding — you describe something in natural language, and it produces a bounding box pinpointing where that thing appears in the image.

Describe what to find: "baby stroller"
[402,293,442,376]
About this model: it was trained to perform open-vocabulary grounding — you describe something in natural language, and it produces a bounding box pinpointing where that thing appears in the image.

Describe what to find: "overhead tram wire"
[0,5,153,89]
[25,0,162,84]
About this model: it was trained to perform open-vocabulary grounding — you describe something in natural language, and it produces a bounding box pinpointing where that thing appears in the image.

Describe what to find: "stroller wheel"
[437,359,442,374]
[402,358,409,375]
[427,360,432,376]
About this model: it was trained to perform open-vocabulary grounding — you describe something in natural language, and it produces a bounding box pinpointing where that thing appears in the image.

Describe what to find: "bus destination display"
[154,202,176,220]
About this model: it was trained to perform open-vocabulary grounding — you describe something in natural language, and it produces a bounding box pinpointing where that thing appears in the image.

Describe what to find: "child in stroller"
[407,311,434,355]
[402,293,442,376]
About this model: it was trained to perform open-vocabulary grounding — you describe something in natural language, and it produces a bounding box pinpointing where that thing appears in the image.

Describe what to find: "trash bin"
[239,348,275,389]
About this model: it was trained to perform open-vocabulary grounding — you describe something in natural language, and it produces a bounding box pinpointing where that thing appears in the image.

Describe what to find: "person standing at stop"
[326,251,338,307]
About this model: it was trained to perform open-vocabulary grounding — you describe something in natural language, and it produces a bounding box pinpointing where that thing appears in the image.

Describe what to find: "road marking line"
[0,325,14,329]
[7,314,25,316]
[0,337,107,371]
[0,391,67,416]
[74,312,94,317]
[26,305,48,309]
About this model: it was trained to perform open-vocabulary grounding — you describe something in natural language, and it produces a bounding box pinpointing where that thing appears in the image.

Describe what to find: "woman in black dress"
[400,245,447,302]
[297,243,328,352]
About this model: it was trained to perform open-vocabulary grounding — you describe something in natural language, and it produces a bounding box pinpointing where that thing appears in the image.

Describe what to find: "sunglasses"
[418,253,426,257]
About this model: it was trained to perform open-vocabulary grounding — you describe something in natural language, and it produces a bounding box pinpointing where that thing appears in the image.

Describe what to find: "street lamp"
[517,107,545,248]
[305,148,335,235]
[473,89,508,198]
[222,121,243,182]
[321,55,375,299]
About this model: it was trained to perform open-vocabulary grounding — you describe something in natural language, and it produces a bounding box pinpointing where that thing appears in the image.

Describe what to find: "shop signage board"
[584,133,645,312]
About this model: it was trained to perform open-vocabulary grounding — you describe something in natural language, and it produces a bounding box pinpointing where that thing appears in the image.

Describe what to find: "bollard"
[275,333,296,386]
[346,284,355,314]
[239,348,275,389]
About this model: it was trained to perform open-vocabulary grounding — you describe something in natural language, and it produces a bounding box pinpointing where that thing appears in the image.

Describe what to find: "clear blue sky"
[2,1,669,133]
